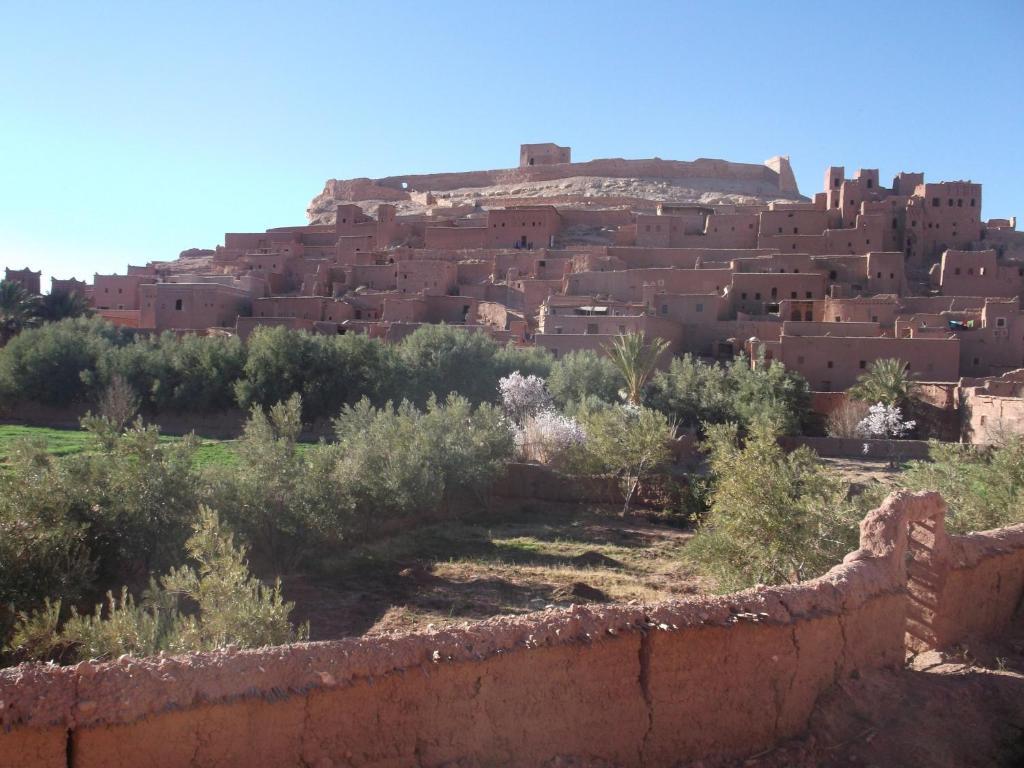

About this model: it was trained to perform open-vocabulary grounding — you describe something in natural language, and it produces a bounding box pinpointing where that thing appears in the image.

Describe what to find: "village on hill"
[7,143,1024,440]
[3,144,1024,768]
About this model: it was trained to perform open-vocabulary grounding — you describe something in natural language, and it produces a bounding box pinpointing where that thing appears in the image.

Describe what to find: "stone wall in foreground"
[2,491,1023,768]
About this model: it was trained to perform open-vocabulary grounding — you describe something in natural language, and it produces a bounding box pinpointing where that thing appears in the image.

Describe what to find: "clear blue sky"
[2,1,1022,286]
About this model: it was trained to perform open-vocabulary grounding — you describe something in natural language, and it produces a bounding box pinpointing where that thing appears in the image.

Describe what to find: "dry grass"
[282,503,704,640]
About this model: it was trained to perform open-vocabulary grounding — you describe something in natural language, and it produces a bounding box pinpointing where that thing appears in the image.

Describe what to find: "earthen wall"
[3,493,1022,768]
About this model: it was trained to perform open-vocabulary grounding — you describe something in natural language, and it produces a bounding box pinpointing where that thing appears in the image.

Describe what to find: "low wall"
[2,492,1023,768]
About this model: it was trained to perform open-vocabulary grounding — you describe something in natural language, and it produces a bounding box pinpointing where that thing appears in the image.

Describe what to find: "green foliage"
[687,423,859,591]
[394,324,503,406]
[494,343,553,381]
[547,349,624,408]
[0,439,96,641]
[572,404,674,513]
[93,332,246,414]
[605,333,669,405]
[0,317,127,405]
[333,395,514,528]
[0,280,41,343]
[235,325,393,420]
[205,395,343,569]
[7,508,306,662]
[0,321,550,419]
[848,358,914,407]
[647,354,810,434]
[36,291,92,323]
[900,438,1024,533]
[59,420,202,582]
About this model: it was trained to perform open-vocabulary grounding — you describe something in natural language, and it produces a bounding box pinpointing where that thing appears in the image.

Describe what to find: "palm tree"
[848,358,915,407]
[605,332,670,405]
[0,280,41,344]
[37,290,92,322]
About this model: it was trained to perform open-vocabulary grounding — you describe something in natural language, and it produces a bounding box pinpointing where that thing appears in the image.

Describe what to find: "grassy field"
[0,424,241,468]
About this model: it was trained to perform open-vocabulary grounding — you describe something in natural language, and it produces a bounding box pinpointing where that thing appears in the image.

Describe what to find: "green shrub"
[572,404,675,513]
[7,507,307,662]
[0,317,126,405]
[94,332,246,414]
[900,438,1024,533]
[58,420,202,584]
[686,423,859,591]
[647,354,810,434]
[333,395,514,529]
[235,326,393,420]
[547,350,624,408]
[0,439,96,644]
[205,395,345,570]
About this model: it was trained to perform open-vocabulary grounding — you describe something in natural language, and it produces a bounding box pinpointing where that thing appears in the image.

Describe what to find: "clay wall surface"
[95,309,142,328]
[729,272,828,315]
[3,267,42,294]
[92,274,152,310]
[821,296,901,325]
[396,260,458,296]
[565,268,732,302]
[960,372,1024,442]
[779,334,960,390]
[940,249,1024,298]
[49,277,89,296]
[253,296,327,320]
[3,493,1023,768]
[424,226,489,250]
[139,283,250,332]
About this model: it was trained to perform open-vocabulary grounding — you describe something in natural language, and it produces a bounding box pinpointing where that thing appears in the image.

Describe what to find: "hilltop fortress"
[306,144,803,221]
[6,143,1024,438]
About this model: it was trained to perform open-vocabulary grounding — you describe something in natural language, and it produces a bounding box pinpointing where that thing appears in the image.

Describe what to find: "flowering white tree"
[498,371,552,424]
[856,402,916,439]
[515,409,586,465]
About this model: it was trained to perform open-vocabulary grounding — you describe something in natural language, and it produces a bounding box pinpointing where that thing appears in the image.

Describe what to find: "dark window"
[859,360,867,369]
[932,197,940,207]
[827,360,834,368]
[174,299,183,311]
